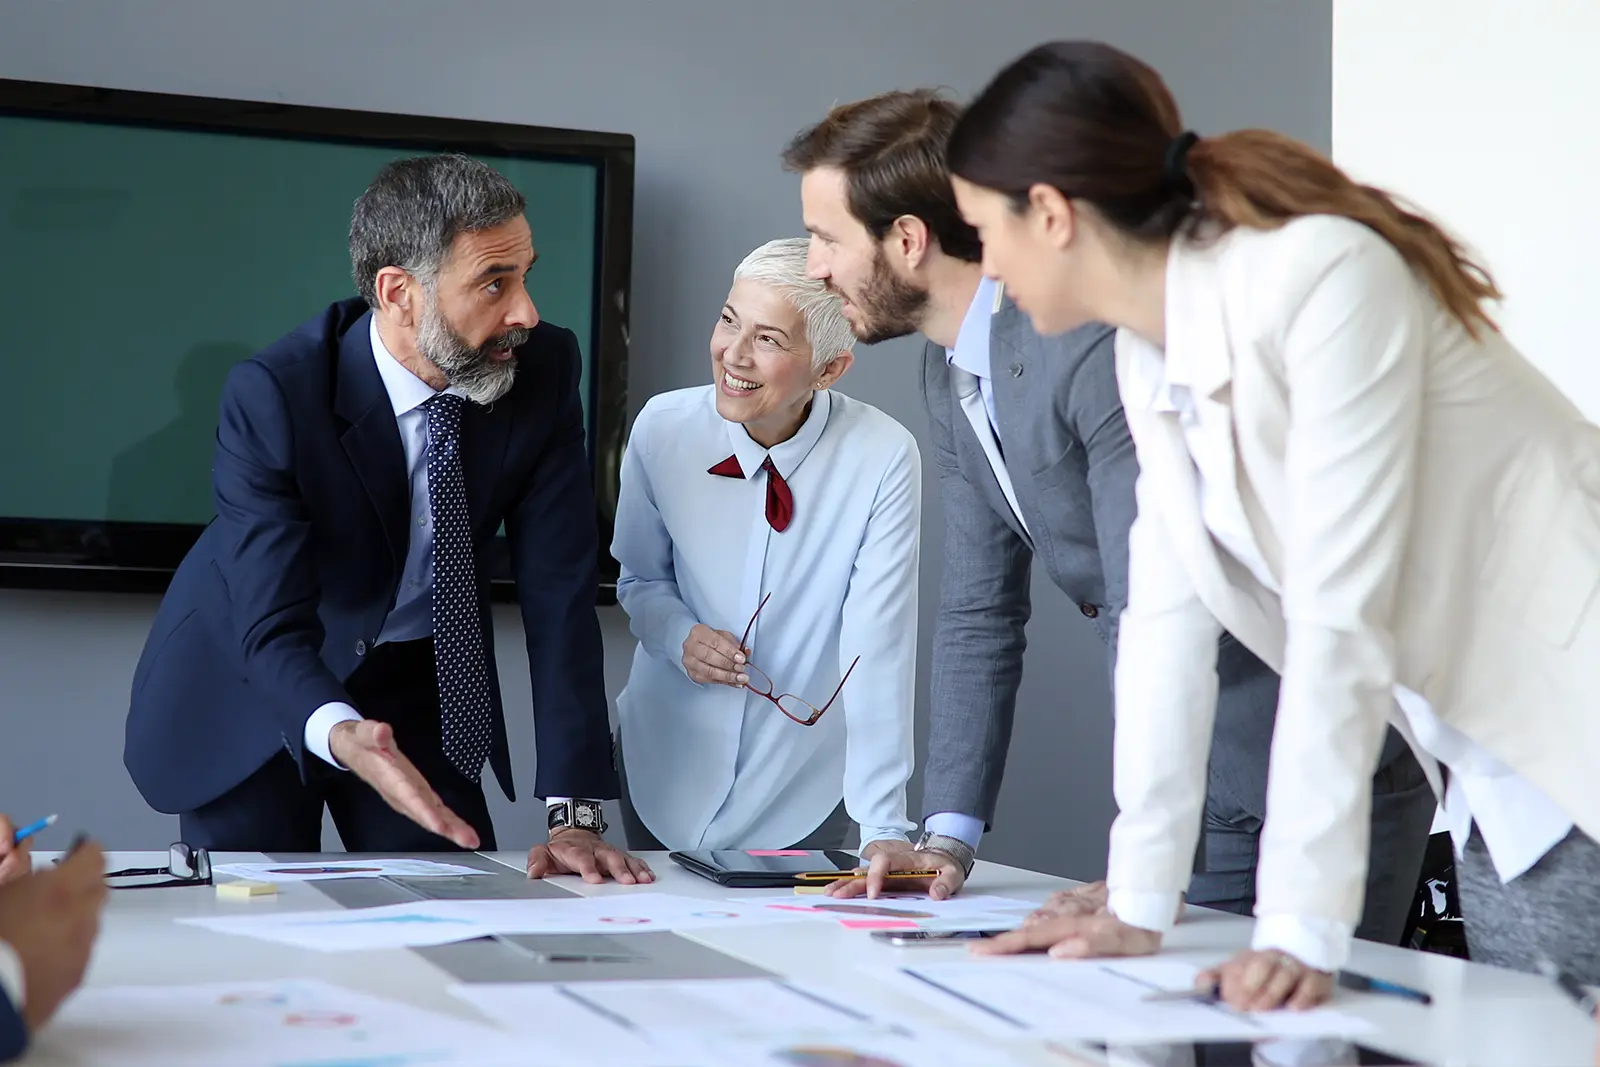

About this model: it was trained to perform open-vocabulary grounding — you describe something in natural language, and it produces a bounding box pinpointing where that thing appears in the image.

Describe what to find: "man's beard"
[836,247,930,346]
[417,299,527,406]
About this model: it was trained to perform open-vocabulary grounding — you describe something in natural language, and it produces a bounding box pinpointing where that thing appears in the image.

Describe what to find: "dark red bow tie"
[708,454,793,532]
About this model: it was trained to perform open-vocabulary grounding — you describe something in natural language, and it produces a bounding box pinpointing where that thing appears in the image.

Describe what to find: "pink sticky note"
[837,919,920,930]
[746,850,811,856]
[764,904,816,913]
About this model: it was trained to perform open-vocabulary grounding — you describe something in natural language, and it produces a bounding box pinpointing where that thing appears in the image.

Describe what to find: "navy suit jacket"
[0,984,23,1063]
[124,299,618,813]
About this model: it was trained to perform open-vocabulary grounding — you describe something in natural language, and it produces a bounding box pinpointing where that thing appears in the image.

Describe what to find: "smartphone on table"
[869,928,1008,946]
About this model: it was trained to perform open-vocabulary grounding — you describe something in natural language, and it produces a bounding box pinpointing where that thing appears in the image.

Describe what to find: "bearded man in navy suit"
[125,154,650,886]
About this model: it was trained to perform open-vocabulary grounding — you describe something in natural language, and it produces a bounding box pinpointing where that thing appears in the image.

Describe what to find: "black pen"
[1337,970,1432,1006]
[1538,958,1599,1017]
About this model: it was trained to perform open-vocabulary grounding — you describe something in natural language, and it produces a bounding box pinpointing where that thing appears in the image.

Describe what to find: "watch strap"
[916,831,976,877]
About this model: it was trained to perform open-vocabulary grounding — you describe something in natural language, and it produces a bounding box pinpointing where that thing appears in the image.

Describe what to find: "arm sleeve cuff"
[1108,888,1182,933]
[0,940,24,1010]
[1251,914,1353,973]
[924,811,985,851]
[304,702,364,768]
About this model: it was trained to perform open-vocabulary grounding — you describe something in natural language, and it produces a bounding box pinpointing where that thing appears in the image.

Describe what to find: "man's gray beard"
[416,301,526,406]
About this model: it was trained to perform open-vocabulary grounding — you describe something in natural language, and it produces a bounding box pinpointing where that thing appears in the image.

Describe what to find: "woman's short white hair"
[732,237,855,372]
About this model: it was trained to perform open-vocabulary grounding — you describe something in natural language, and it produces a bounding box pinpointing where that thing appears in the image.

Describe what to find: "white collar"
[719,387,834,481]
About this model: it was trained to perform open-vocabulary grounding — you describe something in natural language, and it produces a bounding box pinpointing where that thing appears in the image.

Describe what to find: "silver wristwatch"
[915,830,976,877]
[547,798,608,837]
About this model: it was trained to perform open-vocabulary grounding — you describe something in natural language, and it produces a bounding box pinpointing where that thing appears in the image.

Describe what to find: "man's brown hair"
[783,89,982,264]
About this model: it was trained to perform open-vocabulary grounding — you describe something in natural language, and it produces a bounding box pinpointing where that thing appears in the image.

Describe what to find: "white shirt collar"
[944,275,999,379]
[369,314,445,418]
[720,387,834,481]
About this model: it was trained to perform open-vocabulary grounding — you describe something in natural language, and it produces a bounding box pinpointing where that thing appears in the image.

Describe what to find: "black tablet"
[667,848,860,888]
[1084,1040,1423,1066]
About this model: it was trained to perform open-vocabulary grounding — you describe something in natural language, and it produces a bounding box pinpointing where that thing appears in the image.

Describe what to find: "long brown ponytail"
[947,41,1502,337]
[1185,129,1500,335]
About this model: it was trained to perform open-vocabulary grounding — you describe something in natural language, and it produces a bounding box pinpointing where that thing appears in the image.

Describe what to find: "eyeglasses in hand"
[104,843,213,889]
[738,592,859,727]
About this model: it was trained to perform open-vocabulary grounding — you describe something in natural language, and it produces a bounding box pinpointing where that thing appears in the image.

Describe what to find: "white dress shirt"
[299,319,575,811]
[611,385,920,850]
[0,939,22,1014]
[1111,336,1573,971]
[925,275,1024,852]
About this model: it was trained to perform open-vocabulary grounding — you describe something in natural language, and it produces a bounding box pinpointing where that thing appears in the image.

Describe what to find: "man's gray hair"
[349,153,526,307]
[733,238,855,371]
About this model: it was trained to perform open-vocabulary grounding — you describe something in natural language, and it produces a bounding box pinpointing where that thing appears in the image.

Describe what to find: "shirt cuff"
[1108,888,1183,933]
[0,938,24,1011]
[1251,914,1354,973]
[667,614,701,682]
[304,702,364,768]
[545,797,570,807]
[860,827,912,848]
[923,811,985,851]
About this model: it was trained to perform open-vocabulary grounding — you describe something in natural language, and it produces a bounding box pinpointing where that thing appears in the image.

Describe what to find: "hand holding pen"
[0,813,55,886]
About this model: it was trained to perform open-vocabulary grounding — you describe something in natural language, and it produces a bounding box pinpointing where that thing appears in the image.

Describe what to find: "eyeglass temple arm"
[818,655,863,712]
[740,591,774,648]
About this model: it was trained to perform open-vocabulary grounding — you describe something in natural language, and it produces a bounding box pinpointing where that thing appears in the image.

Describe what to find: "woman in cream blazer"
[942,39,1600,1012]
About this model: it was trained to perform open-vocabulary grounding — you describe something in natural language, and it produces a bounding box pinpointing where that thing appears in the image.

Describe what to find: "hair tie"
[1163,130,1200,195]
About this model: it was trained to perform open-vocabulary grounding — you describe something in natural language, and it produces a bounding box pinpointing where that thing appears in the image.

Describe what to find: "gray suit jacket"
[920,303,1281,828]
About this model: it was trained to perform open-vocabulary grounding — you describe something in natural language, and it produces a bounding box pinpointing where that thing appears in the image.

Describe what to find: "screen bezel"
[0,77,633,604]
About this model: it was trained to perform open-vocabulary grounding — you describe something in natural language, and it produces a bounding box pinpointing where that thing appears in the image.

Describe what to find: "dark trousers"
[1187,726,1436,946]
[178,638,497,852]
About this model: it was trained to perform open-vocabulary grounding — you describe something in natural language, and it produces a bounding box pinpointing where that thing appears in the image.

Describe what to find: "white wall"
[1333,0,1600,418]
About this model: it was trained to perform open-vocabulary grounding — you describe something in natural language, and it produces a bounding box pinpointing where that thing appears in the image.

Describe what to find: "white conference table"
[20,849,1597,1065]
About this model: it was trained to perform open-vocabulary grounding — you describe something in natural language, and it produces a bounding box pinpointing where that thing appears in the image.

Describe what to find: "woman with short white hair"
[610,237,921,853]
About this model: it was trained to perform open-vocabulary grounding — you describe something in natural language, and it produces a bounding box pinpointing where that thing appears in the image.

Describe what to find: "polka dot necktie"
[426,393,493,783]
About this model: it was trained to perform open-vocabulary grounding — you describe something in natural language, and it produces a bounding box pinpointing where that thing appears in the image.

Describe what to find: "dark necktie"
[427,393,493,782]
[708,454,793,532]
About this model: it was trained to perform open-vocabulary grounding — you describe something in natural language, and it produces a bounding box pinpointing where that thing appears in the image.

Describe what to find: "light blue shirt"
[925,277,1003,853]
[299,320,579,809]
[944,275,1001,434]
[303,316,458,766]
[611,385,921,850]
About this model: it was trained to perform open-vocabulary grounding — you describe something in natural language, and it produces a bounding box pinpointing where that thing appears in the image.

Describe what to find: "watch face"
[576,806,598,828]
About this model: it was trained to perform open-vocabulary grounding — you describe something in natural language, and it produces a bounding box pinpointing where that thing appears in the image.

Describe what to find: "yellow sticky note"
[216,880,277,899]
[793,885,828,895]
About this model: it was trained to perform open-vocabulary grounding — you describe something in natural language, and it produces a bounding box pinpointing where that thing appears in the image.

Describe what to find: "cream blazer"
[1109,214,1600,930]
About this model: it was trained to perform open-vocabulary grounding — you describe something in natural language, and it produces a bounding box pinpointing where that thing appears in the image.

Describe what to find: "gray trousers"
[1458,822,1600,984]
[613,732,854,852]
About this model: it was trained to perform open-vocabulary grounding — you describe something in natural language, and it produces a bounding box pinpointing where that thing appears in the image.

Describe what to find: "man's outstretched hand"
[328,720,480,849]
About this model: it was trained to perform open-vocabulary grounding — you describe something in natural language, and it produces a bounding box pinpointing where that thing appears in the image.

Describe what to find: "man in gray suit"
[781,90,1436,944]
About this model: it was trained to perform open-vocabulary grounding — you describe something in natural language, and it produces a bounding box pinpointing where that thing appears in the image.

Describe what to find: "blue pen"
[1337,969,1432,1005]
[10,814,58,846]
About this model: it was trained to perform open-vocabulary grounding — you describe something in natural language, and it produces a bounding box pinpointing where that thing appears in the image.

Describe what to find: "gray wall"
[0,0,1330,879]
